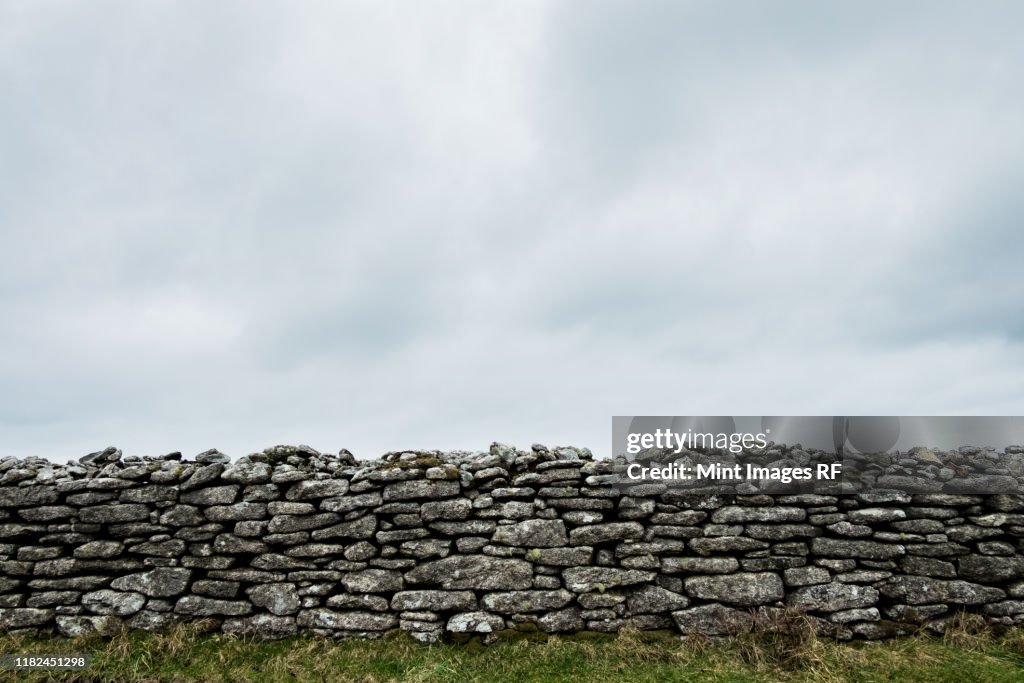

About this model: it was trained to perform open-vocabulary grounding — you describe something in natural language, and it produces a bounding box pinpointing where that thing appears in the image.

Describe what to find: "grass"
[0,619,1022,683]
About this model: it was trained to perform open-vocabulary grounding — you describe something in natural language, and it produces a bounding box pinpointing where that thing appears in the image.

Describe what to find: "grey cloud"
[2,2,1024,461]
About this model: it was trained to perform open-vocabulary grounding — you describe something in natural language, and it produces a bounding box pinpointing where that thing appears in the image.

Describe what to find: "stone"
[311,515,377,540]
[56,615,123,637]
[111,569,191,598]
[0,486,59,507]
[406,556,533,590]
[327,594,390,612]
[684,572,784,607]
[221,461,272,485]
[528,547,593,567]
[420,499,472,521]
[446,611,505,633]
[688,537,769,555]
[811,538,905,560]
[958,556,1024,583]
[830,607,880,624]
[492,520,568,548]
[247,583,300,616]
[626,585,690,614]
[879,576,1005,605]
[73,541,124,559]
[562,567,655,593]
[79,504,150,524]
[672,604,753,635]
[18,506,76,522]
[204,503,268,522]
[214,534,267,554]
[383,480,459,501]
[341,569,403,593]
[0,608,55,628]
[481,590,574,613]
[537,607,584,632]
[784,566,831,587]
[788,584,879,611]
[174,596,253,616]
[568,522,644,546]
[848,508,906,524]
[296,609,397,631]
[391,591,477,612]
[286,479,350,500]
[223,614,297,639]
[82,590,146,617]
[662,557,739,574]
[267,513,341,534]
[710,506,806,523]
[180,463,225,491]
[180,485,239,506]
[193,580,240,599]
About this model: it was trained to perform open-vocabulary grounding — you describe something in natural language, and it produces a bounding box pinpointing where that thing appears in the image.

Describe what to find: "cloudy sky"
[2,1,1023,462]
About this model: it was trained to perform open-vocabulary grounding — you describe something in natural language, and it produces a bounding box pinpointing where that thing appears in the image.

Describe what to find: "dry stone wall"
[1,443,1023,642]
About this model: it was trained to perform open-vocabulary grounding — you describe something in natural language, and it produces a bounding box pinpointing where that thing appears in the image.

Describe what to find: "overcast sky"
[2,1,1023,462]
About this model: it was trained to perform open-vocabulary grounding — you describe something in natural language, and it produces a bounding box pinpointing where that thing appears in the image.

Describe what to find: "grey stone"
[174,596,253,616]
[562,567,655,592]
[221,462,272,485]
[710,506,806,523]
[688,537,769,555]
[662,557,739,574]
[286,479,350,500]
[492,520,568,548]
[848,508,906,524]
[18,506,76,522]
[0,608,55,628]
[528,547,593,566]
[82,590,145,616]
[684,572,784,607]
[193,580,239,599]
[383,480,459,501]
[223,614,297,639]
[446,611,505,633]
[203,503,268,522]
[406,556,533,590]
[537,607,584,632]
[672,604,753,635]
[879,576,1005,605]
[296,608,397,631]
[958,556,1024,583]
[214,534,267,554]
[568,522,644,546]
[391,591,477,612]
[783,566,831,587]
[79,504,150,524]
[311,515,377,540]
[111,569,191,598]
[247,583,300,616]
[56,615,123,637]
[811,537,905,560]
[326,594,391,611]
[788,584,879,611]
[0,485,59,507]
[267,513,340,534]
[830,607,880,624]
[341,569,403,593]
[74,541,124,559]
[180,485,239,506]
[481,590,574,613]
[420,499,472,521]
[626,585,690,614]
